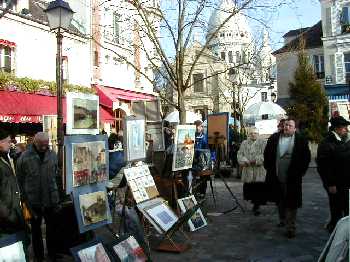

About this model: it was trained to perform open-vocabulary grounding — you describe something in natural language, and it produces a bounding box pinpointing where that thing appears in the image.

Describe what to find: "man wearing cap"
[317,115,350,232]
[0,128,26,237]
[16,132,61,262]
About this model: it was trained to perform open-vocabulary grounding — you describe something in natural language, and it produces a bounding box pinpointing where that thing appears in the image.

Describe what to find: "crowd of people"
[0,114,350,260]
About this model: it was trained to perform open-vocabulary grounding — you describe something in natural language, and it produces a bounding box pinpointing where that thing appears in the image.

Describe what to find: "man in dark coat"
[0,128,26,237]
[264,118,311,238]
[16,132,61,262]
[317,116,350,233]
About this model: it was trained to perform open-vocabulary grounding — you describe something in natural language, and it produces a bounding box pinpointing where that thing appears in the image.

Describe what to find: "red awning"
[0,39,16,48]
[0,90,114,123]
[95,85,155,108]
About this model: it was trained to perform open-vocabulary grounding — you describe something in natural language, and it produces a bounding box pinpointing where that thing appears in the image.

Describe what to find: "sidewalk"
[149,167,330,261]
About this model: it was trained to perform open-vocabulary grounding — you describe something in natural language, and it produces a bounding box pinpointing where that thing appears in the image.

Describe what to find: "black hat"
[330,116,350,128]
[0,128,10,141]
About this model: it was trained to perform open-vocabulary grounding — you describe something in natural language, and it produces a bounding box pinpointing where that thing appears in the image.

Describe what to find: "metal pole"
[56,29,64,190]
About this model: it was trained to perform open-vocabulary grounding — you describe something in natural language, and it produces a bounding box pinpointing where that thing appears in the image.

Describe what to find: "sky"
[268,0,321,50]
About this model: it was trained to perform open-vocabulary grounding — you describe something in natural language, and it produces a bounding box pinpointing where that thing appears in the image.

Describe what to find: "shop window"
[193,73,204,93]
[0,45,12,73]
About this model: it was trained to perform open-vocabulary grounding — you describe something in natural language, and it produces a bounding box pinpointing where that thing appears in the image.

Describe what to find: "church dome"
[207,0,252,43]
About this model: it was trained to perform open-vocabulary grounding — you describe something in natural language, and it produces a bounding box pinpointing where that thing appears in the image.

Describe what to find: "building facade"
[320,0,350,118]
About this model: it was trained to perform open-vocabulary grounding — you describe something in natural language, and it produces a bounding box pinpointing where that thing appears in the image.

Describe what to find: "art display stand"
[211,134,245,214]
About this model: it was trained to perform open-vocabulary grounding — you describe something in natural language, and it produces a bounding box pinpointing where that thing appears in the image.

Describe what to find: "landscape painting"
[178,195,207,231]
[172,125,196,171]
[66,92,99,135]
[124,117,146,162]
[77,243,111,262]
[79,191,108,226]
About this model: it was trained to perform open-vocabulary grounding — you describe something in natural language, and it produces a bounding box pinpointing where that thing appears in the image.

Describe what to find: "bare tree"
[92,0,289,124]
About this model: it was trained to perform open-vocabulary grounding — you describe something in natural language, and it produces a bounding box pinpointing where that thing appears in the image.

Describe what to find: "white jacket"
[237,138,266,183]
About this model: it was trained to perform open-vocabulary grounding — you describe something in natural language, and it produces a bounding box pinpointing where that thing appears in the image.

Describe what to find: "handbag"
[21,202,32,221]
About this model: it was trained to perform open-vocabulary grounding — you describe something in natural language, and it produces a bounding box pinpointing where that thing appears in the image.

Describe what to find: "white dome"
[207,0,252,43]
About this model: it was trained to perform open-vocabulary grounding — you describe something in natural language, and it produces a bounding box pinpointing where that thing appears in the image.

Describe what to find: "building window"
[313,55,324,79]
[193,73,204,93]
[221,52,225,61]
[93,51,99,67]
[236,51,241,63]
[0,45,12,73]
[220,32,225,37]
[113,12,121,44]
[228,51,233,63]
[341,6,350,34]
[0,0,17,12]
[261,92,267,102]
[344,53,350,83]
[325,7,332,36]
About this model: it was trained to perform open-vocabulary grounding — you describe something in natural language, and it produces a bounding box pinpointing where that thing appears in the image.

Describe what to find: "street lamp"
[44,0,74,189]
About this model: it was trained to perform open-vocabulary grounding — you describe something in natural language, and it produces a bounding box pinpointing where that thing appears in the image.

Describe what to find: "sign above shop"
[0,115,42,123]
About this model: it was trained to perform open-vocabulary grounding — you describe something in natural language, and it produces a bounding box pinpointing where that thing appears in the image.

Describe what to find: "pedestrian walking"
[237,127,267,216]
[16,132,61,262]
[316,116,350,233]
[264,118,311,238]
[0,128,27,236]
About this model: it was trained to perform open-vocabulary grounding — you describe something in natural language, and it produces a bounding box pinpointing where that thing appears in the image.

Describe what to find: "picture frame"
[0,232,27,262]
[42,115,57,152]
[172,125,196,171]
[66,92,99,135]
[107,235,147,262]
[70,238,112,262]
[178,195,207,231]
[72,185,112,233]
[145,121,164,152]
[144,200,178,233]
[64,135,109,194]
[123,116,146,162]
[207,112,229,157]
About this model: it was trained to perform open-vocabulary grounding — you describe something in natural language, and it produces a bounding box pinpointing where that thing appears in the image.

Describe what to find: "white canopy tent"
[164,110,202,124]
[244,101,286,124]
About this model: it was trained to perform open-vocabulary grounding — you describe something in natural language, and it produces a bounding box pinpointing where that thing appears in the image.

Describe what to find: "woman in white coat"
[238,127,267,216]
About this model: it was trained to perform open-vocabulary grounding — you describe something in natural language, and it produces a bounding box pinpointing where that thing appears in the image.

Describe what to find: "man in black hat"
[0,128,26,237]
[317,115,350,232]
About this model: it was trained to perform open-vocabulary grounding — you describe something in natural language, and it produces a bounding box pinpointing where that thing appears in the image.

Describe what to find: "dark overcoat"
[264,132,311,209]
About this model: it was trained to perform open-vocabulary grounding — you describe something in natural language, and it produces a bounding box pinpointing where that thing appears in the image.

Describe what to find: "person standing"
[264,118,311,238]
[0,128,26,237]
[238,127,267,216]
[317,116,350,233]
[16,132,61,262]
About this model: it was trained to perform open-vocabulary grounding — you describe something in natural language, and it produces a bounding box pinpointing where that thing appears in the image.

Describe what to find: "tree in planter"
[92,0,289,124]
[287,40,328,143]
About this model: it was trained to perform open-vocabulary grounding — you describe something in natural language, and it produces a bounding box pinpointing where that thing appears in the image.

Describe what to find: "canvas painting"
[79,191,108,226]
[112,236,147,262]
[72,141,107,187]
[77,243,111,262]
[178,195,207,231]
[207,113,228,144]
[172,125,196,171]
[42,115,57,151]
[124,117,146,162]
[0,241,26,262]
[145,122,164,152]
[145,202,178,232]
[66,92,99,135]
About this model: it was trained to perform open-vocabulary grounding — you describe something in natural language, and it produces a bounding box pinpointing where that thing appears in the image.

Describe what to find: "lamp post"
[44,0,74,189]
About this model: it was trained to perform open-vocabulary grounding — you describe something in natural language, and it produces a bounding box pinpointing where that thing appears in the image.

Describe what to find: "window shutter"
[325,7,332,36]
[335,52,345,84]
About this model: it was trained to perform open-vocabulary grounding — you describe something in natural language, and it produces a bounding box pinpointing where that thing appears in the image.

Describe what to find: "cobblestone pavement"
[149,167,330,262]
[31,167,331,261]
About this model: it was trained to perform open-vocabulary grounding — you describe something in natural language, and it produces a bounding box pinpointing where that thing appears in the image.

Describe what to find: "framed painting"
[145,122,164,152]
[123,116,146,162]
[144,201,178,233]
[64,135,109,194]
[66,92,99,135]
[172,125,196,171]
[0,232,27,262]
[108,235,147,262]
[70,239,112,262]
[42,115,57,151]
[72,185,112,233]
[178,195,207,231]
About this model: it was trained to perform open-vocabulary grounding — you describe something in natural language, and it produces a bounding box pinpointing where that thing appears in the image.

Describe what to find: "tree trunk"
[178,89,186,124]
